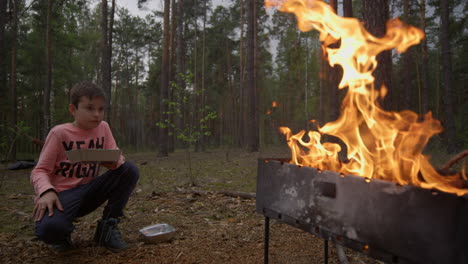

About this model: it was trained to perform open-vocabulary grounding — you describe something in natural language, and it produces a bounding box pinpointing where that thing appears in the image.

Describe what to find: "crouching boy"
[30,81,139,252]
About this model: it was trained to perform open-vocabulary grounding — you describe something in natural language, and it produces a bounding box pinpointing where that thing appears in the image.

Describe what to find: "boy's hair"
[70,81,107,108]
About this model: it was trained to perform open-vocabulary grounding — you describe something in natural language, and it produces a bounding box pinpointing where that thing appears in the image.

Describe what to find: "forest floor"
[0,145,455,264]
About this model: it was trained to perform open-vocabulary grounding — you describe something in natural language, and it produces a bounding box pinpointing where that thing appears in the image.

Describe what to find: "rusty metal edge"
[256,159,468,264]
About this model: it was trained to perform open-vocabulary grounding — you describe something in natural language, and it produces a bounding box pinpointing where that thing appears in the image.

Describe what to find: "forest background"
[0,0,466,161]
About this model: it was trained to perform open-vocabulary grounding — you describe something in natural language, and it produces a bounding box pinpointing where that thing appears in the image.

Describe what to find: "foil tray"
[139,223,176,244]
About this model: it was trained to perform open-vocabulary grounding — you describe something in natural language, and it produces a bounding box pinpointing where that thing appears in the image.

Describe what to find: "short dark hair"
[70,81,107,108]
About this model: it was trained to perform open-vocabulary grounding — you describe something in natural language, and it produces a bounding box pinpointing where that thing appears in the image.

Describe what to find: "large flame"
[267,0,467,195]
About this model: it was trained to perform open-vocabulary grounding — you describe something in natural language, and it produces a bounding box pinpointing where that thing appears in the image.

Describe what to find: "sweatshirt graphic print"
[56,136,105,178]
[31,121,125,200]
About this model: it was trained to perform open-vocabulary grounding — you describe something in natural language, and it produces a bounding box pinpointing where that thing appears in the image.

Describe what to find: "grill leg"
[324,239,329,264]
[264,216,270,264]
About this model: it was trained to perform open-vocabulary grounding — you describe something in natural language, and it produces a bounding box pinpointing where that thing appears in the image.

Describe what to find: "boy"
[30,81,139,252]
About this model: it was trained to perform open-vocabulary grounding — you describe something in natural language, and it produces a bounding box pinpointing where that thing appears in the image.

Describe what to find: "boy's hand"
[101,161,117,169]
[33,191,63,221]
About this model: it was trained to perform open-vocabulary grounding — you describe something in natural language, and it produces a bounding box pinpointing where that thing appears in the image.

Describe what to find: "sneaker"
[51,235,75,253]
[94,218,129,253]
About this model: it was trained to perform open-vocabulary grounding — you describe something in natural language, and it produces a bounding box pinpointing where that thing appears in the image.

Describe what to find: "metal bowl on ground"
[139,223,176,244]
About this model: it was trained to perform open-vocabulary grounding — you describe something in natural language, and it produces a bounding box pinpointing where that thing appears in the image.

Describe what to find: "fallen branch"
[175,188,210,196]
[175,188,256,199]
[440,150,468,172]
[219,190,256,199]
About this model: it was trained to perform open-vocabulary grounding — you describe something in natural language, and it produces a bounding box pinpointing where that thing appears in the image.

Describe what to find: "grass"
[0,143,463,239]
[0,146,287,237]
[130,146,290,195]
[0,168,34,238]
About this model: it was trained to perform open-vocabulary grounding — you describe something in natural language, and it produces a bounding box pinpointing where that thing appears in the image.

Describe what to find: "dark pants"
[35,161,139,244]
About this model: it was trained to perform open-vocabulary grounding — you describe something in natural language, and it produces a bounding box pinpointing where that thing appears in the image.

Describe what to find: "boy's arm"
[103,121,125,170]
[30,130,61,197]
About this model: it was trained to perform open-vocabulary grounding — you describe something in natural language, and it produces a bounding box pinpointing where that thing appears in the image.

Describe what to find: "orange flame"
[268,0,467,195]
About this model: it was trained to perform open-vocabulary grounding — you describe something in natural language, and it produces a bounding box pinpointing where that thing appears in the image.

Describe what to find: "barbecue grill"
[256,159,468,264]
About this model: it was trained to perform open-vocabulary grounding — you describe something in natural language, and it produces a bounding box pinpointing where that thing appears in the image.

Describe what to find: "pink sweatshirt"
[31,121,125,200]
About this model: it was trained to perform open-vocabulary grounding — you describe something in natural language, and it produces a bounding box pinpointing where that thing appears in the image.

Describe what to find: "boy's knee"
[35,216,73,243]
[122,161,139,183]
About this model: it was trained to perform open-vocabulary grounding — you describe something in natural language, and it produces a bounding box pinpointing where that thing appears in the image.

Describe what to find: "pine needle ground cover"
[3,146,448,263]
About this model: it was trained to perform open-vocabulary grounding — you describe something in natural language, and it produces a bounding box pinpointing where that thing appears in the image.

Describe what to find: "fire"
[267,0,467,195]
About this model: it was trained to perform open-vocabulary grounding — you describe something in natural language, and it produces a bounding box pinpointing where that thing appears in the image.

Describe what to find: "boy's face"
[68,96,106,130]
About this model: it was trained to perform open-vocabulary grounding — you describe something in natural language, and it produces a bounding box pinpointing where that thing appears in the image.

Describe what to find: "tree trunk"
[175,0,185,147]
[0,0,7,127]
[246,0,258,152]
[133,51,140,148]
[319,39,325,124]
[327,0,340,122]
[343,0,353,17]
[101,0,111,120]
[200,0,207,151]
[42,0,53,139]
[439,0,456,153]
[226,44,234,145]
[401,0,412,110]
[238,0,245,147]
[158,0,170,157]
[304,35,310,130]
[362,0,393,110]
[123,48,131,147]
[419,0,430,115]
[253,0,259,148]
[168,0,176,152]
[9,0,18,161]
[108,0,115,121]
[193,1,201,152]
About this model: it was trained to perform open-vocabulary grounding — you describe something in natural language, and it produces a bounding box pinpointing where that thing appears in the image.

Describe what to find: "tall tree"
[158,0,170,157]
[317,0,331,124]
[199,0,207,151]
[168,0,176,152]
[42,0,53,139]
[362,0,393,110]
[401,0,412,110]
[253,0,260,149]
[419,0,429,115]
[175,0,184,88]
[9,0,18,160]
[175,0,185,145]
[319,39,326,124]
[343,0,353,17]
[0,0,7,128]
[439,0,456,153]
[108,0,115,115]
[238,0,245,147]
[327,0,340,122]
[206,4,239,146]
[192,0,200,151]
[101,0,111,119]
[304,34,310,131]
[246,0,258,152]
